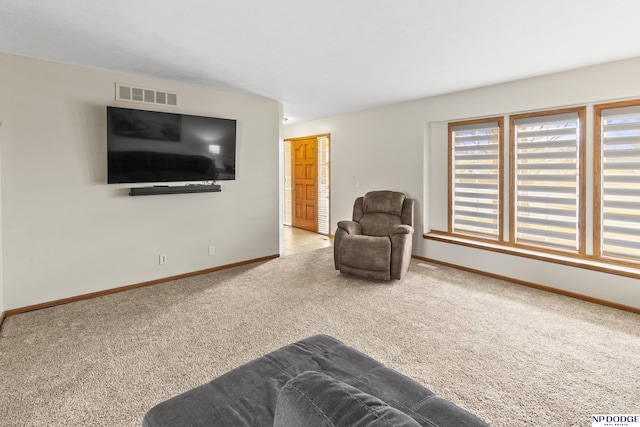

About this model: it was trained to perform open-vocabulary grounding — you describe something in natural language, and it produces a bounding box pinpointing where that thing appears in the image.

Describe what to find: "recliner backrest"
[363,191,405,216]
[353,191,413,237]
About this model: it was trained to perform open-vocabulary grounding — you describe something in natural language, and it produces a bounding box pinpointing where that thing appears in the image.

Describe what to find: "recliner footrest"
[340,235,391,271]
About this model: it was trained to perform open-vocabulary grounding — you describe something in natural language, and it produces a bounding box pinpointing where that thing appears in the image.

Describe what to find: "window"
[449,118,503,239]
[439,101,640,272]
[595,101,640,261]
[510,108,585,252]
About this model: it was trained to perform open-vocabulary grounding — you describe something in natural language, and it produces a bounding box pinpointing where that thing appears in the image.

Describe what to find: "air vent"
[115,83,178,107]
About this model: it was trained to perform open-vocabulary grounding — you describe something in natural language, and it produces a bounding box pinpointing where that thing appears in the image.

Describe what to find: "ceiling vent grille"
[115,83,178,107]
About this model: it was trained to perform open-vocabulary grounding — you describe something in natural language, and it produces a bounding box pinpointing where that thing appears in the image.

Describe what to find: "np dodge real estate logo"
[592,415,640,426]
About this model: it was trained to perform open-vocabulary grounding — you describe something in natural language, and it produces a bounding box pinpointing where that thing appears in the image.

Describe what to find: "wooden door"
[292,138,318,232]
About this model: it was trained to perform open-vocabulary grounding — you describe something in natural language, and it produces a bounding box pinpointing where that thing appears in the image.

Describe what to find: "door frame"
[292,137,318,232]
[283,133,331,235]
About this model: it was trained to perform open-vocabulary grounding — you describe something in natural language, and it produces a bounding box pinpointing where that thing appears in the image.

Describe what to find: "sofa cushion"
[142,334,490,427]
[273,371,421,427]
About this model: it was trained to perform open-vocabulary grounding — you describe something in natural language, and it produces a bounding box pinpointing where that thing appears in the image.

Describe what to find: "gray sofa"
[334,191,414,280]
[142,335,489,427]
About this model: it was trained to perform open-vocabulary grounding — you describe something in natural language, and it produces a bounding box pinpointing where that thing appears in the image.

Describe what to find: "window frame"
[448,117,504,241]
[594,99,640,263]
[508,107,586,255]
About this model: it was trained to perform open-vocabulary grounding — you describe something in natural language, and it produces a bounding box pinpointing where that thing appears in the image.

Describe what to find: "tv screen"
[107,107,236,184]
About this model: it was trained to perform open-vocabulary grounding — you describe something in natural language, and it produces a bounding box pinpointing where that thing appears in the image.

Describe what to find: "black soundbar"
[129,184,221,196]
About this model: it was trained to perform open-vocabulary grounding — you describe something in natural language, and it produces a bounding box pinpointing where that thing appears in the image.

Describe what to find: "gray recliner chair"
[334,191,414,280]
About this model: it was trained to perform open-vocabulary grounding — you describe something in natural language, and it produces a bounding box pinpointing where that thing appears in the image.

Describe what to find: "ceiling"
[3,0,640,124]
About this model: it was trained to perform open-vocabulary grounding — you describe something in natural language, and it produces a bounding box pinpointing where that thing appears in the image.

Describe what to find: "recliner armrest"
[337,220,362,235]
[392,224,414,236]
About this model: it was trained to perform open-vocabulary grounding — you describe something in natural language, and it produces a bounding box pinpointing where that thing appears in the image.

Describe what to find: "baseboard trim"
[412,255,640,315]
[0,311,5,331]
[7,252,634,325]
[3,254,280,319]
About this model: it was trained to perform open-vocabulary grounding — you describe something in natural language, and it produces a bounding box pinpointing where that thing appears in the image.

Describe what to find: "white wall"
[1,53,281,310]
[285,56,640,310]
[285,104,427,239]
[0,113,4,316]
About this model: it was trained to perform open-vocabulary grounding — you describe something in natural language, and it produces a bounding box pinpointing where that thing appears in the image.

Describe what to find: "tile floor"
[283,225,333,256]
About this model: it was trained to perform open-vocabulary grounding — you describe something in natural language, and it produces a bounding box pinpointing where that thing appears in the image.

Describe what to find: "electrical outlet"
[208,245,215,255]
[159,254,167,265]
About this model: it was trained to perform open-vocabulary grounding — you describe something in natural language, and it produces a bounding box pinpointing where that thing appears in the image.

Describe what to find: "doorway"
[284,134,330,235]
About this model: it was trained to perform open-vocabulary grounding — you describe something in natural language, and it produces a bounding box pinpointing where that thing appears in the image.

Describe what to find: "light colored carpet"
[1,247,638,426]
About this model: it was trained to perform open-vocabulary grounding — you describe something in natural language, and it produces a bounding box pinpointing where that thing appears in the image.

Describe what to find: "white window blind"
[317,136,330,235]
[450,121,502,238]
[512,112,581,250]
[599,105,640,259]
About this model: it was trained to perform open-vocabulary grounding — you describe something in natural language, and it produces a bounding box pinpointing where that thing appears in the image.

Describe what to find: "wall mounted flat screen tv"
[107,106,237,184]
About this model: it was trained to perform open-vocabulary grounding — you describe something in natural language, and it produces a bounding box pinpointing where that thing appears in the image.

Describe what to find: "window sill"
[423,230,640,280]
